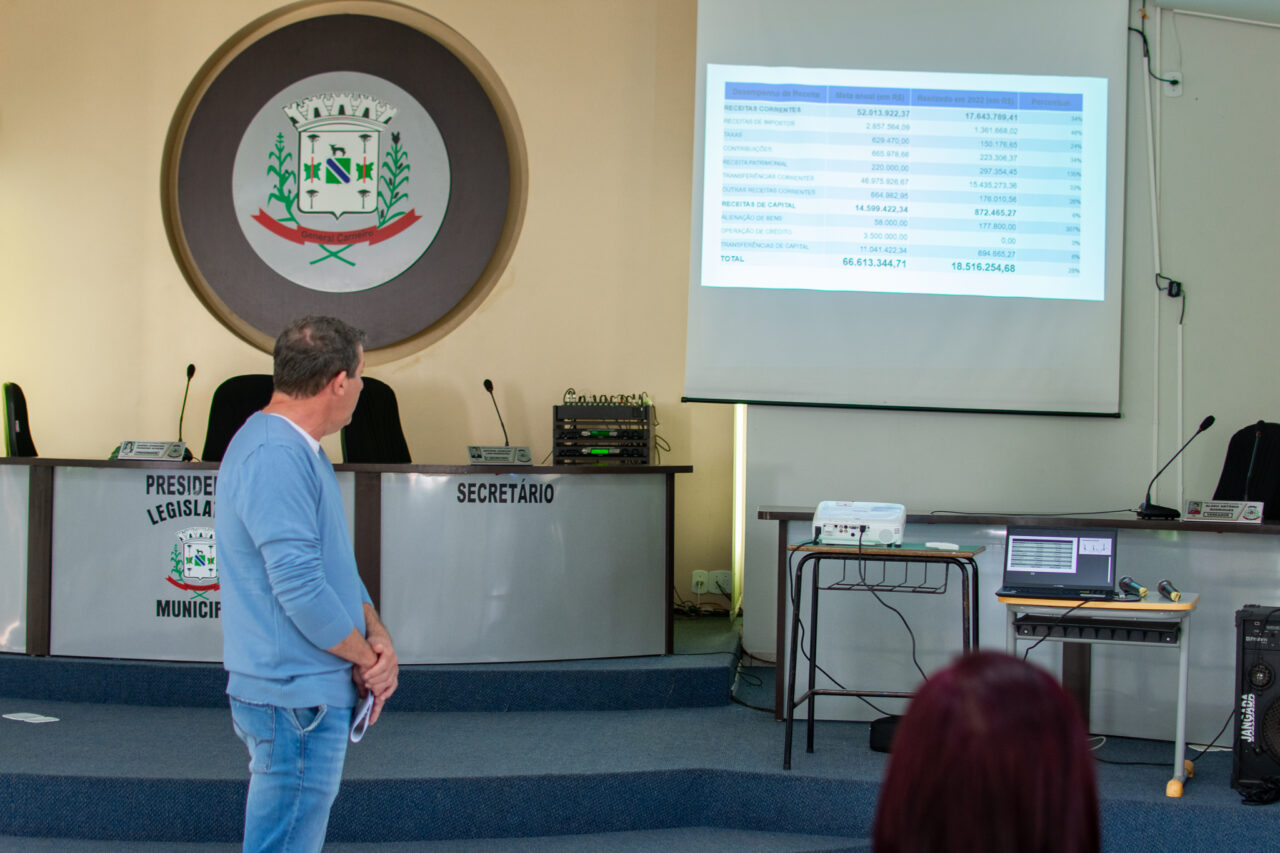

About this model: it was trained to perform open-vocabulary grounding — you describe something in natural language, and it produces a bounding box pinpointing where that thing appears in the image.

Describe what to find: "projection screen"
[685,0,1130,415]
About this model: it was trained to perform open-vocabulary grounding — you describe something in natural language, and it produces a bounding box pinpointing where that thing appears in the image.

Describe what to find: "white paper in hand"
[4,712,60,724]
[349,692,375,743]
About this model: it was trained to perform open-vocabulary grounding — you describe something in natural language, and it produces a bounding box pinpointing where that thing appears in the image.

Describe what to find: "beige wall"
[0,0,734,592]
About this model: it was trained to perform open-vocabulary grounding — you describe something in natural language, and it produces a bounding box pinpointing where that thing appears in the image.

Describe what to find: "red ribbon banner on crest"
[251,209,422,246]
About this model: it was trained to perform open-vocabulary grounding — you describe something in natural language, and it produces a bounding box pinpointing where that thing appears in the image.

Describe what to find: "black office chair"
[342,376,411,464]
[2,382,37,457]
[1214,421,1280,521]
[201,374,275,462]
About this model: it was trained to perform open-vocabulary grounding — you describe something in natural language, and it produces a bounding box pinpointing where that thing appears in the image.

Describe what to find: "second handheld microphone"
[1118,576,1148,599]
[1158,579,1182,602]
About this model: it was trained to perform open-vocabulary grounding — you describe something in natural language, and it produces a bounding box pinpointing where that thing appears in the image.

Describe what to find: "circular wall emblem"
[162,1,527,358]
[232,71,451,294]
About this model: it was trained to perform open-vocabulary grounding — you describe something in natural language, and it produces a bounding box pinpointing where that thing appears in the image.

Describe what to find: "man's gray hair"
[273,316,367,398]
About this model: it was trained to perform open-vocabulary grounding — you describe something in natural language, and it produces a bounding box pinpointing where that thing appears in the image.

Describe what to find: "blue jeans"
[230,697,351,852]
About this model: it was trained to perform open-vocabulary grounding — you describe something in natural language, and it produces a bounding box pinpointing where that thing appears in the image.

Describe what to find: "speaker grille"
[1263,699,1280,763]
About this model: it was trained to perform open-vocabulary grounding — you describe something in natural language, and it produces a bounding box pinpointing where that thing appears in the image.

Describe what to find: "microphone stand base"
[1137,503,1181,521]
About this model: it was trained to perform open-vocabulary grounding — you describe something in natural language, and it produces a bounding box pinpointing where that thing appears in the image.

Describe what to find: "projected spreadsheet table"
[703,68,1105,301]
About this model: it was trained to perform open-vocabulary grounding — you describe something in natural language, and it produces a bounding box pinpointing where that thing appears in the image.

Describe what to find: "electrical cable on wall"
[1134,0,1196,512]
[1129,7,1182,85]
[1154,273,1188,324]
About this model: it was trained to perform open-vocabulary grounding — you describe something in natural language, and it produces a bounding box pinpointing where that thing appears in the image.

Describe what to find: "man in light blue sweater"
[217,315,398,852]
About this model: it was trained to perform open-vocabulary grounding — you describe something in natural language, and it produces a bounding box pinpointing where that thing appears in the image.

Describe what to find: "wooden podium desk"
[784,542,982,769]
[1000,593,1199,797]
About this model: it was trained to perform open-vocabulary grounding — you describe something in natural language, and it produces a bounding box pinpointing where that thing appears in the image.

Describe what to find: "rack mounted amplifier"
[552,404,652,465]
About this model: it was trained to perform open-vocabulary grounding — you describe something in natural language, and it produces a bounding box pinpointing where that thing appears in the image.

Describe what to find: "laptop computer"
[996,525,1119,599]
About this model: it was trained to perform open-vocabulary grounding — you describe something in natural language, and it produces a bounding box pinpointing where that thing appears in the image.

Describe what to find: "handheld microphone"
[1157,579,1182,602]
[1137,414,1215,520]
[179,363,196,461]
[1245,420,1266,501]
[483,378,510,447]
[1119,576,1148,599]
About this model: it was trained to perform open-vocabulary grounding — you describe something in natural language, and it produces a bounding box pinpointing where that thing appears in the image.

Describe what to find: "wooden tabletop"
[788,542,985,559]
[997,592,1199,612]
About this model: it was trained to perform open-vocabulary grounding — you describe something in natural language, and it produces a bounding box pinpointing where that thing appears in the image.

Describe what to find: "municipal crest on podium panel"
[167,527,219,595]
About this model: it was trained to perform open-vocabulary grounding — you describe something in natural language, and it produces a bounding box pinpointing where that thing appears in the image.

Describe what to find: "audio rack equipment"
[553,403,652,465]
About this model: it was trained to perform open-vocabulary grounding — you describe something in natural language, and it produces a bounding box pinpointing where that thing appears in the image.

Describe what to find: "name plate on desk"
[117,440,187,461]
[1185,499,1263,523]
[467,445,532,465]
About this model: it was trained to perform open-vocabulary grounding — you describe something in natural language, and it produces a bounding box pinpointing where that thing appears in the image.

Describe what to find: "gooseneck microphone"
[1245,420,1266,501]
[1137,414,1215,520]
[483,378,510,447]
[179,363,196,461]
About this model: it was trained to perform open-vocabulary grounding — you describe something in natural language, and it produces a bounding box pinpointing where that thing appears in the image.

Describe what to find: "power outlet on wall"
[709,570,732,596]
[691,570,709,595]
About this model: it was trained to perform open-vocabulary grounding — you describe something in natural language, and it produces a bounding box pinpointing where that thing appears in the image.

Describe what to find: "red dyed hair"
[873,651,1098,853]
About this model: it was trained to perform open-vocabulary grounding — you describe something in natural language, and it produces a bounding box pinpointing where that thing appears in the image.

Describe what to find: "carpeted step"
[0,651,737,712]
[0,699,880,844]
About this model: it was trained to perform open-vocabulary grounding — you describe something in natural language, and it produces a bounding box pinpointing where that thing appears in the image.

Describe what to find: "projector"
[812,501,906,546]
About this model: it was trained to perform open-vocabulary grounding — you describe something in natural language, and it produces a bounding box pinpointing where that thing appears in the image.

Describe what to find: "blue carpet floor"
[0,829,869,852]
[1,616,1275,851]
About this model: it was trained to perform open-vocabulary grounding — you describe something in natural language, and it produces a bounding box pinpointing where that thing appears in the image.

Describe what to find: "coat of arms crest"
[167,527,219,596]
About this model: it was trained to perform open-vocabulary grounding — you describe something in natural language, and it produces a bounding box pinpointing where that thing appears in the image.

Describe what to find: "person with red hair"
[873,651,1099,853]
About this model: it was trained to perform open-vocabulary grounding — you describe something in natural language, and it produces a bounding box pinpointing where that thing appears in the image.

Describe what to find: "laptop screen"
[1002,526,1118,596]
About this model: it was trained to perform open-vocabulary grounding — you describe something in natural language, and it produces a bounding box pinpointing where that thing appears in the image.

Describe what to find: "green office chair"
[3,382,37,456]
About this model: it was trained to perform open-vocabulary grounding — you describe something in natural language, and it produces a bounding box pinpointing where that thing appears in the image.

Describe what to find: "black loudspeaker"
[1232,605,1280,790]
